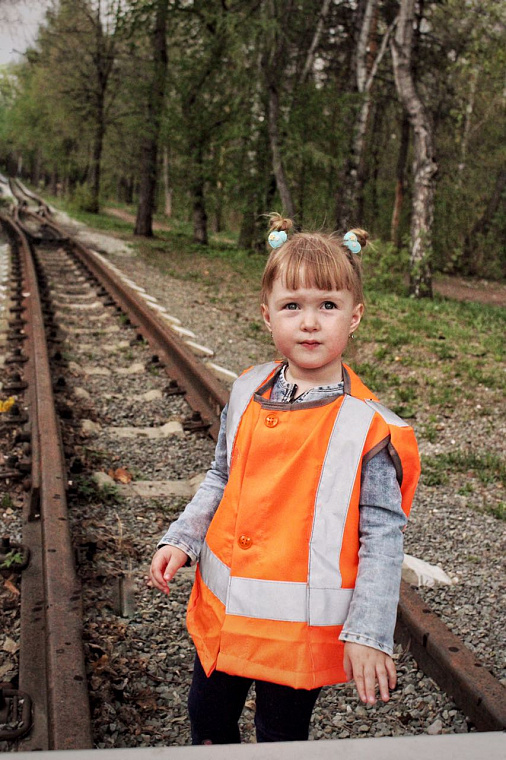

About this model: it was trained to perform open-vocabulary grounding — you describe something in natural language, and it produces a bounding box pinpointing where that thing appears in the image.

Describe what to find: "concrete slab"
[5,732,506,760]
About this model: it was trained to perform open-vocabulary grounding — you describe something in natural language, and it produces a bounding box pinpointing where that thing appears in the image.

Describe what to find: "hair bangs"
[261,233,363,304]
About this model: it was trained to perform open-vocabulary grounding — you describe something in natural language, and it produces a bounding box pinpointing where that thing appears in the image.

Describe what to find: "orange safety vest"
[187,361,420,690]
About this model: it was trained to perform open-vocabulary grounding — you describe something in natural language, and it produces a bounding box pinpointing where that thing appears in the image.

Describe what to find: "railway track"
[0,180,504,751]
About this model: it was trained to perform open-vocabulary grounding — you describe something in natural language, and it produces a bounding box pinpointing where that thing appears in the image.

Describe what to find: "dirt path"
[104,208,506,307]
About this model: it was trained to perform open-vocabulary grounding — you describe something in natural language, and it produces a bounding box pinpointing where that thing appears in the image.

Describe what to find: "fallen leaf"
[3,636,19,653]
[3,577,20,597]
[108,467,133,483]
[0,397,15,413]
[92,654,110,672]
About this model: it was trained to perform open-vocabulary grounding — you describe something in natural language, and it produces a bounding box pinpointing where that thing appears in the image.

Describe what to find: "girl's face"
[261,276,363,385]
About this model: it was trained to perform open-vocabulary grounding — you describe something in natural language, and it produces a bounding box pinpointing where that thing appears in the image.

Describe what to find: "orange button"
[238,535,252,549]
[265,414,279,428]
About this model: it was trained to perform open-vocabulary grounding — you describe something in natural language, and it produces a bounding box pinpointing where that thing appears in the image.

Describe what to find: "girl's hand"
[149,545,189,595]
[343,642,397,705]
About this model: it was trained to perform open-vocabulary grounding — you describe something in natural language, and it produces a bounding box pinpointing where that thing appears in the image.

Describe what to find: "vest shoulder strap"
[226,362,280,469]
[364,399,409,428]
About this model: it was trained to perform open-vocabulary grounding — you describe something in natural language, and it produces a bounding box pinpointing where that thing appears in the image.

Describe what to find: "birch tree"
[334,0,393,229]
[390,0,437,297]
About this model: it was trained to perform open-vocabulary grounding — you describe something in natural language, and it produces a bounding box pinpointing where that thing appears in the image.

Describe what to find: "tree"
[25,0,127,212]
[391,0,437,297]
[134,0,169,236]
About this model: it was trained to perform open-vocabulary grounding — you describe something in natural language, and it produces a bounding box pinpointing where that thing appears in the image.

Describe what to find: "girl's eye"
[283,302,299,310]
[322,301,337,310]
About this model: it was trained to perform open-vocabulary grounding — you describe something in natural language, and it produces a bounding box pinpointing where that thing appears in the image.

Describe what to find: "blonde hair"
[261,214,368,305]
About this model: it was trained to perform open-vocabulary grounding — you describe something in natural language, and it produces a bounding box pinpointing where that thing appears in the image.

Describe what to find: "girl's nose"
[301,309,319,330]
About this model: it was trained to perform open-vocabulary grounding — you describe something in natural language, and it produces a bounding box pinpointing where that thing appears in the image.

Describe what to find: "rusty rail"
[24,210,229,438]
[396,582,506,732]
[0,213,92,750]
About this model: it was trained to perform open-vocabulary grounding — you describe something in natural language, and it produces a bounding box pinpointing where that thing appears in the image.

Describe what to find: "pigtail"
[347,228,369,251]
[267,212,294,233]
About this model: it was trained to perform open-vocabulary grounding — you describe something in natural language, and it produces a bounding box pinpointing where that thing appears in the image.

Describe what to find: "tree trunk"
[457,66,479,183]
[391,0,437,298]
[390,113,410,246]
[162,146,173,218]
[134,0,169,237]
[301,0,332,83]
[192,144,208,245]
[268,84,295,219]
[89,114,104,213]
[335,2,394,230]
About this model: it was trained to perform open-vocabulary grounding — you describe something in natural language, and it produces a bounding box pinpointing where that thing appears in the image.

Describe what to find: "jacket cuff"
[338,631,394,656]
[157,539,197,564]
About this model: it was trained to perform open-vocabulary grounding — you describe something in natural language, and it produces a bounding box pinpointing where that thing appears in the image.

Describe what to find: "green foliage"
[1,494,14,509]
[0,0,504,280]
[71,183,99,214]
[0,550,24,569]
[73,475,124,506]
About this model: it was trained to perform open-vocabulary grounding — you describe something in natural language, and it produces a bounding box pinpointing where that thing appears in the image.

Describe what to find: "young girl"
[150,215,420,745]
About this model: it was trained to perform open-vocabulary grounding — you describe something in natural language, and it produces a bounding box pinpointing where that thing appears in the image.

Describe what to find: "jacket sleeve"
[157,405,229,562]
[339,446,406,655]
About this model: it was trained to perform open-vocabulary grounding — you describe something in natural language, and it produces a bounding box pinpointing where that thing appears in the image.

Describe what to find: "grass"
[1,493,14,509]
[72,475,124,506]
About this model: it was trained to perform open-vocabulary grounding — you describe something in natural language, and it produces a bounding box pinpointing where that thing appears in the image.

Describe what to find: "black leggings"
[188,654,321,744]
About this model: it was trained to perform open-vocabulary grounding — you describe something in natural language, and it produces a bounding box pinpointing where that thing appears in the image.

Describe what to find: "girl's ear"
[261,303,272,332]
[350,303,364,332]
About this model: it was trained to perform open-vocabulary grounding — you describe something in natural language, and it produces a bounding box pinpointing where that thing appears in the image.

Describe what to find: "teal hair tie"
[343,231,361,254]
[268,230,287,248]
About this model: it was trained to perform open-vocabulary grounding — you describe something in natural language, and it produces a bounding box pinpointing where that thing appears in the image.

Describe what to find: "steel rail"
[8,177,51,216]
[24,211,229,438]
[12,196,506,735]
[395,582,506,731]
[0,213,93,750]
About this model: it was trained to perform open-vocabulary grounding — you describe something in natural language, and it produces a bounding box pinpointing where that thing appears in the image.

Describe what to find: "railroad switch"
[0,687,32,741]
[183,411,211,433]
[164,379,185,396]
[0,537,30,574]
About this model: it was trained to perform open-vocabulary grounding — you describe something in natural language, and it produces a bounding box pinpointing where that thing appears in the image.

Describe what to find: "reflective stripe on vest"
[202,393,376,626]
[200,542,355,625]
[225,361,279,470]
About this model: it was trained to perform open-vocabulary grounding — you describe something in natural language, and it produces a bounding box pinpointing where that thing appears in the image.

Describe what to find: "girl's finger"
[354,669,367,703]
[376,664,390,702]
[343,650,352,681]
[363,664,377,704]
[385,657,397,689]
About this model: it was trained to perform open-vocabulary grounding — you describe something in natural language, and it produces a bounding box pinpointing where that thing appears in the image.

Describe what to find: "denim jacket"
[159,367,406,655]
